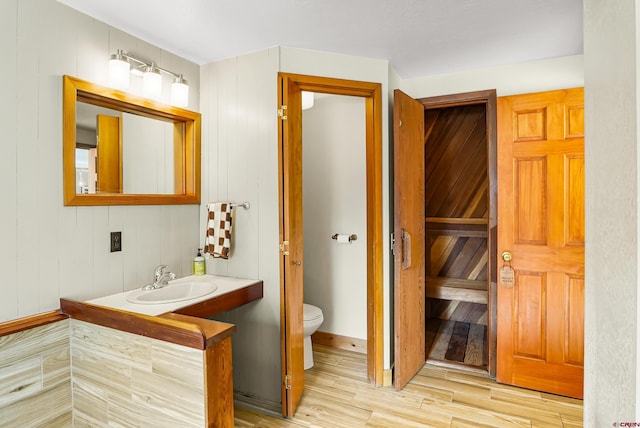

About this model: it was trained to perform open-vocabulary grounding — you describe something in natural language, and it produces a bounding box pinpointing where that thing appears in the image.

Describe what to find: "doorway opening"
[421,98,496,374]
[393,90,497,390]
[302,93,368,358]
[278,73,383,417]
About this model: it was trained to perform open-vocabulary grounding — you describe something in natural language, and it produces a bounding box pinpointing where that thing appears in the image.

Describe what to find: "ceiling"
[58,0,583,79]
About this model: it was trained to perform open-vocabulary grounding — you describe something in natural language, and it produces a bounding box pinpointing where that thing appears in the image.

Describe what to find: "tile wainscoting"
[0,312,233,427]
[71,320,206,426]
[0,318,72,427]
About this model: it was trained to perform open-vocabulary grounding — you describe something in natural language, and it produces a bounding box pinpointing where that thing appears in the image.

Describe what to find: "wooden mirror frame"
[63,75,201,206]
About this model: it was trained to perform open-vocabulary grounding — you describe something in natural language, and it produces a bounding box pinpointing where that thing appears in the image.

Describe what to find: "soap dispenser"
[194,248,205,275]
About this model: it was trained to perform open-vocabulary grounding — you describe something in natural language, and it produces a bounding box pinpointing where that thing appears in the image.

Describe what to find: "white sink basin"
[127,281,218,305]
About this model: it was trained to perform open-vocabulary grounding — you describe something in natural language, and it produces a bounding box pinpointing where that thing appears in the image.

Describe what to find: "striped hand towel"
[205,202,233,259]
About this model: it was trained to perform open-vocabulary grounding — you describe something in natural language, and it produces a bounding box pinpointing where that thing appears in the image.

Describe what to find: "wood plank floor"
[234,344,583,427]
[426,319,487,369]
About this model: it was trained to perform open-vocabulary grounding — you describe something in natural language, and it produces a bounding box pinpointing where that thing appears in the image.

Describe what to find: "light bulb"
[171,76,189,107]
[142,66,162,100]
[108,51,130,90]
[302,91,314,110]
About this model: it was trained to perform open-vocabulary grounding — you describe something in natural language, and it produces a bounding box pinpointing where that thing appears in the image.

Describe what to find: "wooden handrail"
[0,310,68,338]
[60,299,234,350]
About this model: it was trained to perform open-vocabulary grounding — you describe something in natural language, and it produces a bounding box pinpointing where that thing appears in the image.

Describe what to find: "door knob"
[501,251,512,262]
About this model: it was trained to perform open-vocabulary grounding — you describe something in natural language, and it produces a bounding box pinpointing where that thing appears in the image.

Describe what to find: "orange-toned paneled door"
[497,88,584,399]
[96,114,122,193]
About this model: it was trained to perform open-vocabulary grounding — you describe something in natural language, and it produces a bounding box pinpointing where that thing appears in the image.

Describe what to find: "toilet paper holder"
[331,233,358,243]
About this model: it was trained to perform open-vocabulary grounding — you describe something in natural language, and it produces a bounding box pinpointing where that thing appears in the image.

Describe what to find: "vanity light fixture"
[107,49,190,107]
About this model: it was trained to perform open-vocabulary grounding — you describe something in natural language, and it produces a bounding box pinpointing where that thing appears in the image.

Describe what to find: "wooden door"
[278,75,305,417]
[96,114,122,193]
[497,88,584,399]
[393,89,426,390]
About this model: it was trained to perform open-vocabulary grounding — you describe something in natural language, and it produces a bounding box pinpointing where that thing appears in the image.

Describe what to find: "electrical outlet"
[110,231,122,252]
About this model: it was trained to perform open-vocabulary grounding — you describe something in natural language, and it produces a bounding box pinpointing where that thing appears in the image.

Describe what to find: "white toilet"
[303,303,324,370]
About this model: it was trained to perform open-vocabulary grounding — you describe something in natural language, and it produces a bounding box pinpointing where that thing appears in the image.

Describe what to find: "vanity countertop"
[60,274,263,351]
[86,274,261,317]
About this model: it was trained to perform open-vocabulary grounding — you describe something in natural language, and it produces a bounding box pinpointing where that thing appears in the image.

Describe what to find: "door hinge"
[279,240,290,256]
[283,375,292,390]
[390,232,395,256]
[278,105,288,120]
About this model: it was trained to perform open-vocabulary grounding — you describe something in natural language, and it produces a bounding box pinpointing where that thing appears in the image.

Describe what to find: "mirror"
[63,75,201,205]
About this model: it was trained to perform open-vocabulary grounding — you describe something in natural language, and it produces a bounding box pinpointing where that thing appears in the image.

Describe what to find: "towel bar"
[230,202,250,210]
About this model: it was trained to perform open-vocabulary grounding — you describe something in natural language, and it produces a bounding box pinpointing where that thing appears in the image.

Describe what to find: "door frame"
[395,89,497,377]
[278,72,384,415]
[419,89,497,377]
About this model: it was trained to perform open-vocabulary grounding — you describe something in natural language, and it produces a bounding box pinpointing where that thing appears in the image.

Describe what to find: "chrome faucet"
[142,265,176,291]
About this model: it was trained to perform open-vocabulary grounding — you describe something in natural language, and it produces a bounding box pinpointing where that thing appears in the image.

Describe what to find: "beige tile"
[130,366,205,422]
[150,341,204,391]
[0,320,69,366]
[294,389,372,427]
[451,416,506,428]
[367,410,451,428]
[453,392,564,427]
[70,320,151,372]
[73,412,109,428]
[70,320,207,427]
[234,346,583,428]
[71,347,133,399]
[235,407,305,427]
[403,382,455,403]
[0,382,71,427]
[45,410,73,427]
[43,346,71,388]
[0,356,42,407]
[411,372,492,398]
[490,388,583,418]
[109,384,203,428]
[72,375,109,425]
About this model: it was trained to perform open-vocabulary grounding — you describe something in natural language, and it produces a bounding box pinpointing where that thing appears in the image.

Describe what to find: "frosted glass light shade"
[171,80,189,107]
[142,68,162,100]
[302,91,314,110]
[108,56,130,90]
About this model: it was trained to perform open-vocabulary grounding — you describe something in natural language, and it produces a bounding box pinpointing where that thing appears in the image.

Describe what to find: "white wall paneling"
[200,48,281,409]
[0,0,19,321]
[2,0,201,321]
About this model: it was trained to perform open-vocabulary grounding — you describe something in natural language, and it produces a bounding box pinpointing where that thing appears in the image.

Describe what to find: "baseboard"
[312,331,367,354]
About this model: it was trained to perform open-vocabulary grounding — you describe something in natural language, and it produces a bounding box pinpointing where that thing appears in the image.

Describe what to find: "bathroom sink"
[126,281,218,305]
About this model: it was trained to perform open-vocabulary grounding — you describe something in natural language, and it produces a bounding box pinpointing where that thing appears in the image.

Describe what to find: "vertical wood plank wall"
[0,0,200,323]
